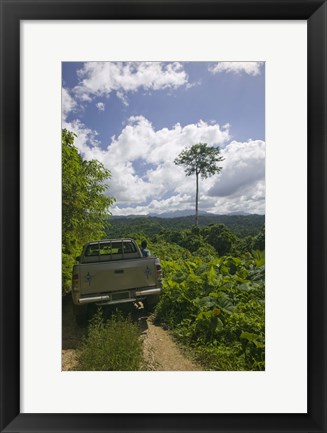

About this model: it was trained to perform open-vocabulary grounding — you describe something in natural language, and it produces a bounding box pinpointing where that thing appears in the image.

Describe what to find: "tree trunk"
[195,172,199,226]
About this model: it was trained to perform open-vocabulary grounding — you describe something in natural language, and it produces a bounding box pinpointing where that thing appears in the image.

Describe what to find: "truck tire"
[145,295,160,313]
[73,304,88,327]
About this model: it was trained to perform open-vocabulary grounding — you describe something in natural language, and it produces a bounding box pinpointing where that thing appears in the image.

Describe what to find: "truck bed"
[77,256,158,297]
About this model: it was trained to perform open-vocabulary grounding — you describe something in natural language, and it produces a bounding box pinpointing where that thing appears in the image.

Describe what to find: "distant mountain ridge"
[109,213,265,238]
[112,210,253,219]
[149,209,214,218]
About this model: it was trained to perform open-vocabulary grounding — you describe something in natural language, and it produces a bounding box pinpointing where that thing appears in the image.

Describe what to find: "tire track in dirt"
[142,320,202,371]
[62,296,203,371]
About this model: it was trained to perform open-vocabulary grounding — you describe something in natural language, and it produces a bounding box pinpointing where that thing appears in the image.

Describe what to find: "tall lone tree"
[174,143,224,226]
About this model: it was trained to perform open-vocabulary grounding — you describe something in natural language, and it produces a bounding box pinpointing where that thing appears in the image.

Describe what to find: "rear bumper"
[135,288,161,297]
[75,287,162,306]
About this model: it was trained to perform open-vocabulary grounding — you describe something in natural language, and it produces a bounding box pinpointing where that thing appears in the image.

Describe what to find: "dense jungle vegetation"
[63,129,265,371]
[105,221,265,371]
[109,213,264,238]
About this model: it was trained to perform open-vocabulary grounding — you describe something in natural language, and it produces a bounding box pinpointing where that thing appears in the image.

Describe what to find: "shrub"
[77,310,143,371]
[154,251,265,371]
[194,342,247,371]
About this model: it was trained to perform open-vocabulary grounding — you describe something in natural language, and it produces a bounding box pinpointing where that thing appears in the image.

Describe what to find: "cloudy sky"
[62,61,265,216]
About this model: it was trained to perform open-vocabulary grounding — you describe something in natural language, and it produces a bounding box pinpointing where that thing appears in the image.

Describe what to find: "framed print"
[0,0,326,432]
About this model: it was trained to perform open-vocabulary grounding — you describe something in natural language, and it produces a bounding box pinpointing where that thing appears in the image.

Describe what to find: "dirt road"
[62,297,203,371]
[142,320,202,371]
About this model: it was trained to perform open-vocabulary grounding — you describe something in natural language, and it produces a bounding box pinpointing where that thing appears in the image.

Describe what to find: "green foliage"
[107,214,265,239]
[72,210,265,370]
[251,249,265,267]
[253,224,265,250]
[157,224,241,257]
[62,253,76,293]
[61,129,265,371]
[192,244,217,260]
[174,143,224,179]
[153,241,265,371]
[194,343,247,371]
[151,240,192,262]
[202,224,237,256]
[77,310,143,371]
[107,218,265,260]
[174,143,224,225]
[62,129,115,294]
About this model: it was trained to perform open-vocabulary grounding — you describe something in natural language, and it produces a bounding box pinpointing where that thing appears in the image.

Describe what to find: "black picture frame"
[1,1,326,432]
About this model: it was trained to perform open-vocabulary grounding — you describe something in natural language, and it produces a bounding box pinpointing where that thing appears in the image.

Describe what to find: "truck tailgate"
[78,257,157,296]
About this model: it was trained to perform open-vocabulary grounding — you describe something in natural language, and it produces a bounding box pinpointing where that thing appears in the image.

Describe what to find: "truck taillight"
[72,273,79,291]
[156,264,162,283]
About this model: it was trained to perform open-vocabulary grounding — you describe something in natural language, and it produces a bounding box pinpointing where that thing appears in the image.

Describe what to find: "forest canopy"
[62,129,115,293]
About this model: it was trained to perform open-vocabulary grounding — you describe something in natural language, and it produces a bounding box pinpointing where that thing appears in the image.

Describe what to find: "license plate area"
[111,291,130,301]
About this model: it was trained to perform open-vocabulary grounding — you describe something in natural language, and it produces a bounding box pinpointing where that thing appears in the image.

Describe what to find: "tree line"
[62,129,115,294]
[108,214,265,239]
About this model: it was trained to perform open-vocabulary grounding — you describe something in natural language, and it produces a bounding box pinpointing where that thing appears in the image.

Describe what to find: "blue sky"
[62,61,265,215]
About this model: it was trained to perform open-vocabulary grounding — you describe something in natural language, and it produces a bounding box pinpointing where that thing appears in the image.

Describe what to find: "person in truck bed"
[141,240,151,257]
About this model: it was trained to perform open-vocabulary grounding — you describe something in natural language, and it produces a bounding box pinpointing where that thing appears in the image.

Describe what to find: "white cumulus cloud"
[209,62,264,76]
[62,118,102,158]
[73,61,189,103]
[207,140,265,213]
[62,88,77,121]
[104,117,230,205]
[96,102,105,111]
[63,115,230,208]
[62,114,265,215]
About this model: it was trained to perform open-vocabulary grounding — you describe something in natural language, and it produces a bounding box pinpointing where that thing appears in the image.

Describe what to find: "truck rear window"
[84,241,137,258]
[85,244,100,256]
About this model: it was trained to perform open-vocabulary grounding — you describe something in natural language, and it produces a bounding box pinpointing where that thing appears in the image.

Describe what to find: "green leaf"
[240,332,265,348]
[208,266,217,285]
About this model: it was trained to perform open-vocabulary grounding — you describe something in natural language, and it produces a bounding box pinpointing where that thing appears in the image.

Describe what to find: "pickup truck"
[72,238,162,324]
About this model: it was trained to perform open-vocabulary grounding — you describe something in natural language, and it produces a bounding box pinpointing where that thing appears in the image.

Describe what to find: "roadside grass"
[77,309,144,371]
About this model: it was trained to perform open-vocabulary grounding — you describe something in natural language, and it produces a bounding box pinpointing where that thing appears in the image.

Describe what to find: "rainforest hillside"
[103,218,265,371]
[108,214,265,239]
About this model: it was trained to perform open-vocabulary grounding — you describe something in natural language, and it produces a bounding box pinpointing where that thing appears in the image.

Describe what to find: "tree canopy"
[174,143,224,225]
[62,129,115,293]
